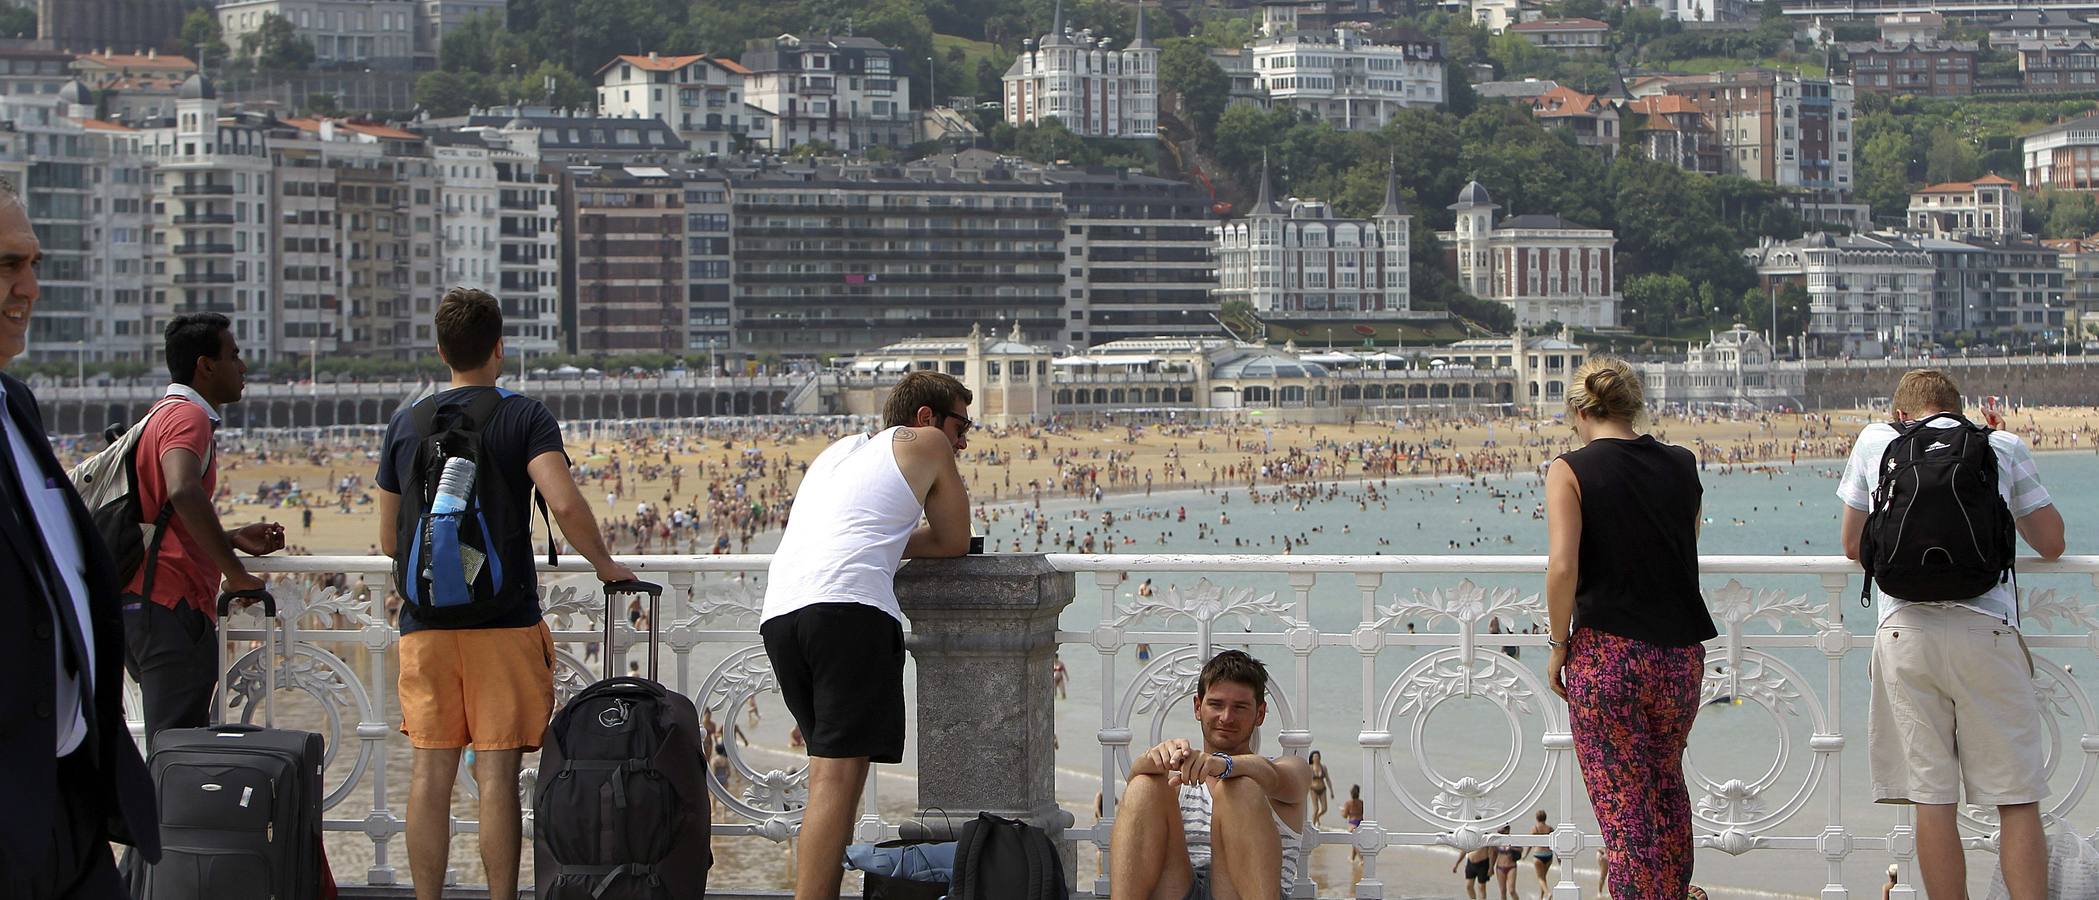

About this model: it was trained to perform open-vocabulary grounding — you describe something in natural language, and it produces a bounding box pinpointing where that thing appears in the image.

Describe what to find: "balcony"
[173,272,237,285]
[172,183,236,196]
[172,213,237,226]
[171,243,236,256]
[733,271,1063,285]
[142,553,2099,897]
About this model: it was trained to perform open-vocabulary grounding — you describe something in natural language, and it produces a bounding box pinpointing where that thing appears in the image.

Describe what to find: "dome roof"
[58,80,92,105]
[1211,351,1329,380]
[177,73,215,101]
[1448,179,1494,211]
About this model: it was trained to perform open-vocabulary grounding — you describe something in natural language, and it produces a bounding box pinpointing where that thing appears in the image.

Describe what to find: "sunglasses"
[933,409,976,437]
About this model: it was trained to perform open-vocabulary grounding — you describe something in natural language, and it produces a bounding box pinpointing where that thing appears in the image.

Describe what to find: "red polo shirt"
[123,394,220,617]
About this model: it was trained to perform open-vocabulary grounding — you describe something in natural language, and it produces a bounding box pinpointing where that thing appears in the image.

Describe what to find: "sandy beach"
[148,405,2099,560]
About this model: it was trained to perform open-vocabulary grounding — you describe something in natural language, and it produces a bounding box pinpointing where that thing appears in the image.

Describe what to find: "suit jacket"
[0,372,159,879]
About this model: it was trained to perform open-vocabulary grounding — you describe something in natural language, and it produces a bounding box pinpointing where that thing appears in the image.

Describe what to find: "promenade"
[168,551,2099,899]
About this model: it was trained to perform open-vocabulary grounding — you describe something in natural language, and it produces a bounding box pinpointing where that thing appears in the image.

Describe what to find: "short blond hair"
[1565,356,1646,425]
[1892,369,1962,417]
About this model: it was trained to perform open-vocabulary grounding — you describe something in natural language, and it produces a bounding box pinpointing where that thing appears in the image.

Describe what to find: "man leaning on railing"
[1838,369,2068,900]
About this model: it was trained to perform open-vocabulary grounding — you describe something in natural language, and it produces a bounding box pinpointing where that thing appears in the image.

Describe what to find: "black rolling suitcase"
[536,579,713,900]
[137,588,327,900]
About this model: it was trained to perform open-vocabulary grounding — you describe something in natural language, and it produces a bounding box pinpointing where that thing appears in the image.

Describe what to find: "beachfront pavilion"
[835,330,1520,424]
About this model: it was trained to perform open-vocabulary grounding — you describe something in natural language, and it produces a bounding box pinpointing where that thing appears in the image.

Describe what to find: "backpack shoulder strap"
[1022,822,1056,900]
[129,395,196,602]
[955,815,993,899]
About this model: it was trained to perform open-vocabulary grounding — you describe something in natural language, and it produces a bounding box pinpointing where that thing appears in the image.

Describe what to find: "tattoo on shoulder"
[893,428,918,442]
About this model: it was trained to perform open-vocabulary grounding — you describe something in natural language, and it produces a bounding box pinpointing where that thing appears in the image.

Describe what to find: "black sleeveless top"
[1557,435,1716,647]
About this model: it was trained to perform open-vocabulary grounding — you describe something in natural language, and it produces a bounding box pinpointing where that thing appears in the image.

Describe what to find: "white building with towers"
[1001,2,1159,139]
[1213,157,1413,319]
[1438,180,1620,329]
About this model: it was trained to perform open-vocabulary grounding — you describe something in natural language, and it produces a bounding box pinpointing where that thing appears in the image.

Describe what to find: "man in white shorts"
[1110,650,1312,900]
[1838,369,2066,900]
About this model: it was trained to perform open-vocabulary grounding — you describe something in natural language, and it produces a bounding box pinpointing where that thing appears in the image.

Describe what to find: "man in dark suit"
[0,179,158,897]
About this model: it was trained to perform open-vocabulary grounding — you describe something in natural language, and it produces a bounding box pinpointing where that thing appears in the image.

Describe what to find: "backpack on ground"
[390,389,552,628]
[1859,413,2016,604]
[536,581,712,900]
[66,396,190,600]
[949,811,1069,900]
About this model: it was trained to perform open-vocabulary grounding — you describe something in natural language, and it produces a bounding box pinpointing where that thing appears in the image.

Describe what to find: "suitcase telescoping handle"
[214,587,279,728]
[602,579,665,682]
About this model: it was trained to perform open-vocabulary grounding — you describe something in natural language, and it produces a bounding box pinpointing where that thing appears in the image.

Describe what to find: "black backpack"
[535,676,713,900]
[390,389,552,627]
[949,812,1069,900]
[1859,413,2016,604]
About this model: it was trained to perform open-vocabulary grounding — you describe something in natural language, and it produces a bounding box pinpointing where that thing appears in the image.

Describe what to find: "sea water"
[1000,450,2099,897]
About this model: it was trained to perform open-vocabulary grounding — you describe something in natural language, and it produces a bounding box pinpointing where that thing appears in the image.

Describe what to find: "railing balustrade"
[135,553,2099,897]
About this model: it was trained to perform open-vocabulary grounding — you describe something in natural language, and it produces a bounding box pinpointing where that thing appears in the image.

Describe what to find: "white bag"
[1980,830,2099,900]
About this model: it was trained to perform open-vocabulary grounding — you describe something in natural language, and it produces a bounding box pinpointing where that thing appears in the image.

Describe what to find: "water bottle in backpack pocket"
[394,391,521,627]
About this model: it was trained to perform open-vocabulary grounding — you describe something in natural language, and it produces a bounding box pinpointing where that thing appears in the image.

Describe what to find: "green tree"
[502,60,592,108]
[1921,124,1981,185]
[242,13,316,72]
[2030,189,2099,239]
[0,6,32,39]
[414,71,495,117]
[1857,128,1914,223]
[1160,39,1230,140]
[1622,272,1694,336]
[180,9,228,70]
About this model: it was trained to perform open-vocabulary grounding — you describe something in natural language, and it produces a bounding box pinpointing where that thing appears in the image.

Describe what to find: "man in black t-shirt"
[375,288,633,900]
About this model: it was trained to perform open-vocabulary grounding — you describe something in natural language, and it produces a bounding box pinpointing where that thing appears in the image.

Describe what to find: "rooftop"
[1508,17,1610,31]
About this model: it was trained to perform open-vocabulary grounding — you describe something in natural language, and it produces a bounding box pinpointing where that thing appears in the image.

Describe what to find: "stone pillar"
[894,554,1074,838]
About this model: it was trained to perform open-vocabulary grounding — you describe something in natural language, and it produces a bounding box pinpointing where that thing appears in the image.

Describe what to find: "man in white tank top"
[760,371,973,900]
[1111,650,1312,900]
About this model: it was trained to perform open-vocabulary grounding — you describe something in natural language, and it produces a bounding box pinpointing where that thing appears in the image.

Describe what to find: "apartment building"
[739,34,914,152]
[1844,40,1979,96]
[1248,26,1446,130]
[217,0,503,68]
[681,175,733,355]
[1664,70,1856,199]
[1257,0,1412,36]
[1508,18,1610,53]
[2026,112,2099,191]
[0,96,151,364]
[1912,236,2066,343]
[1988,10,2094,47]
[1002,8,1159,139]
[1215,161,1413,323]
[594,52,767,156]
[727,159,1066,357]
[138,75,280,362]
[561,165,689,354]
[1050,166,1216,346]
[37,0,187,56]
[2017,40,2099,92]
[490,147,561,356]
[1746,232,1933,357]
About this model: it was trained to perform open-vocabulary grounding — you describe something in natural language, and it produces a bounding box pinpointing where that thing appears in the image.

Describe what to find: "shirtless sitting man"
[1111,650,1312,900]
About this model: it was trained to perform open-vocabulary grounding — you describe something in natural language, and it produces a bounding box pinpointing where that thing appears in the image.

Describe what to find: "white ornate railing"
[127,553,2099,898]
[1046,554,2099,899]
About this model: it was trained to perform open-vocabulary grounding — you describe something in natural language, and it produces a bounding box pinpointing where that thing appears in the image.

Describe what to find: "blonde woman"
[1544,358,1716,898]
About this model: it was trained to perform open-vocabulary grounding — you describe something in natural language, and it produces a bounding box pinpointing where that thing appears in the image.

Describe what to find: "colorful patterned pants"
[1564,627,1706,899]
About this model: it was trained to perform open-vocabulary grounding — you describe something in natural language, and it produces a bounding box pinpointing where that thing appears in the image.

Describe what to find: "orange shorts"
[397,621,556,751]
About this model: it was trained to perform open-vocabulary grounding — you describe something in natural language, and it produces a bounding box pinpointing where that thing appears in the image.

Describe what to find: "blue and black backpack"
[392,389,554,627]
